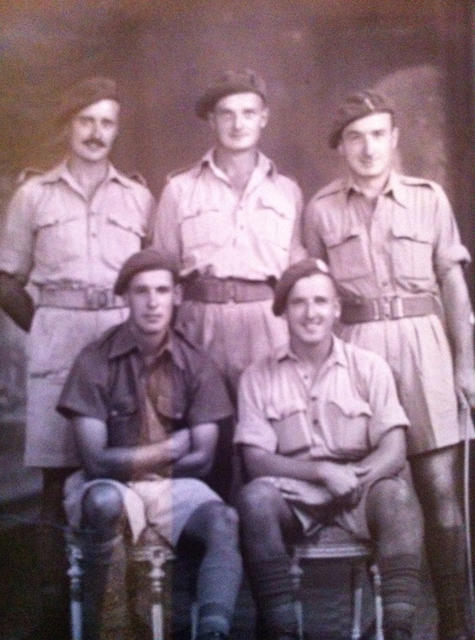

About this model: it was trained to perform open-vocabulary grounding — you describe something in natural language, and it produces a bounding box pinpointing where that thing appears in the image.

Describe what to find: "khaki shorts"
[64,471,222,544]
[338,315,462,455]
[261,473,410,542]
[176,298,288,393]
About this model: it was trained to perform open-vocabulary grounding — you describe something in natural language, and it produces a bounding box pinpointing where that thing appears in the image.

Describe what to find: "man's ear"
[207,111,216,132]
[260,105,270,129]
[334,297,342,319]
[391,125,399,150]
[173,283,183,306]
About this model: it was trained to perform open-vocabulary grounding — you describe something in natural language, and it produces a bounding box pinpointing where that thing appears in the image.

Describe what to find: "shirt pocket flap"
[108,209,146,237]
[257,195,294,220]
[391,218,432,243]
[327,397,372,418]
[36,209,79,228]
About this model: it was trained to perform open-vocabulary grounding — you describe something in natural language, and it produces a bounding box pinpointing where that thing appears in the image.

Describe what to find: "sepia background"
[0,1,473,638]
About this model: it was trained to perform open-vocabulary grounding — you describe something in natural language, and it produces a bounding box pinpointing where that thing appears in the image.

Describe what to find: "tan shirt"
[303,172,470,301]
[235,336,408,462]
[0,159,155,288]
[151,149,304,280]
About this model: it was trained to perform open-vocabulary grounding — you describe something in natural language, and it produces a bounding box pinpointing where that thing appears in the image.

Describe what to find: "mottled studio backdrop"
[0,0,473,471]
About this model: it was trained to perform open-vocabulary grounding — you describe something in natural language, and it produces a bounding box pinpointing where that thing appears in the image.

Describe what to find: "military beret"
[114,249,178,296]
[195,69,267,119]
[57,76,119,126]
[273,258,334,316]
[329,89,394,149]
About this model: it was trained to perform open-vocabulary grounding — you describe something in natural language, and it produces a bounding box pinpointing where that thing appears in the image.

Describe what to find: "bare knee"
[411,451,462,527]
[191,500,240,547]
[237,479,283,519]
[81,482,124,532]
[368,478,423,538]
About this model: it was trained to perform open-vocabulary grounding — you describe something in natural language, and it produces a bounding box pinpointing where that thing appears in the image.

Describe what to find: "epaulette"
[312,178,346,201]
[166,161,200,182]
[399,175,435,189]
[16,167,44,185]
[129,172,148,187]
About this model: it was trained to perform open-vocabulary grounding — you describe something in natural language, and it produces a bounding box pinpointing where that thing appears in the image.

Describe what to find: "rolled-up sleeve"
[433,184,471,279]
[57,348,108,422]
[234,364,278,452]
[0,182,36,281]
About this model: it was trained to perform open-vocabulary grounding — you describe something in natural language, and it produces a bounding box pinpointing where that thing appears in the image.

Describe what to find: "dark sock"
[379,553,421,635]
[425,525,467,638]
[195,544,242,636]
[247,554,299,635]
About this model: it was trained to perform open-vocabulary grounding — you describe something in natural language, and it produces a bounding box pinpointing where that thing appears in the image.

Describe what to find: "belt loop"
[372,299,381,321]
[391,296,404,319]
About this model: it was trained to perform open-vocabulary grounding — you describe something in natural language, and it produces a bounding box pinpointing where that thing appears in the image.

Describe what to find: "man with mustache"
[303,90,475,640]
[0,76,154,638]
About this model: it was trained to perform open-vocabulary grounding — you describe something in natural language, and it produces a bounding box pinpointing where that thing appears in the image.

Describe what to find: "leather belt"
[38,286,125,310]
[182,277,274,304]
[341,295,438,323]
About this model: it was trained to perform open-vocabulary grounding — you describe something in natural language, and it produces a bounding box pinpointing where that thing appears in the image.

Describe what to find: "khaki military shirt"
[151,149,303,281]
[303,172,470,301]
[235,336,408,461]
[0,159,155,289]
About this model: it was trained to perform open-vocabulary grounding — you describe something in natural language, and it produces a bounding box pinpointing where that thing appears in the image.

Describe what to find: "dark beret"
[329,89,394,149]
[195,69,267,119]
[273,258,334,316]
[57,76,119,126]
[114,249,178,296]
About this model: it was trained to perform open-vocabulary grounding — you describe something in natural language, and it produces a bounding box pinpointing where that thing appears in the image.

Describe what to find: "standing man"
[235,259,423,640]
[151,69,304,396]
[0,76,154,638]
[304,90,475,640]
[58,249,242,640]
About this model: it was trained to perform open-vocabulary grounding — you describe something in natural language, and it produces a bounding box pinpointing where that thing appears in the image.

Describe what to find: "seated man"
[57,249,242,640]
[235,259,424,640]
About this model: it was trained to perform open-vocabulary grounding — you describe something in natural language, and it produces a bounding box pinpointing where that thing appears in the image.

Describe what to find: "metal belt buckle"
[86,287,108,310]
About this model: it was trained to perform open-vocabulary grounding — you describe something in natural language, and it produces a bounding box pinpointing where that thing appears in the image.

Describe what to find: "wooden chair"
[65,528,174,640]
[291,526,384,640]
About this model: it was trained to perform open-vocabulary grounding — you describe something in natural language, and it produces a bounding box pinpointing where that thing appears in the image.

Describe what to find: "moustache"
[83,138,107,148]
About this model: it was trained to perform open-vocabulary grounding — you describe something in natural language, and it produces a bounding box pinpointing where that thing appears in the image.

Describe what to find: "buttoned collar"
[344,171,408,208]
[275,334,348,370]
[40,158,131,190]
[108,321,186,369]
[200,148,277,181]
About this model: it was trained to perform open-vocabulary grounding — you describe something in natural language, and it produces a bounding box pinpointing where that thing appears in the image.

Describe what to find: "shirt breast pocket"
[108,395,140,446]
[181,207,231,250]
[323,397,371,458]
[34,209,83,272]
[255,196,294,250]
[271,408,312,456]
[103,210,145,269]
[323,229,372,281]
[390,219,434,283]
